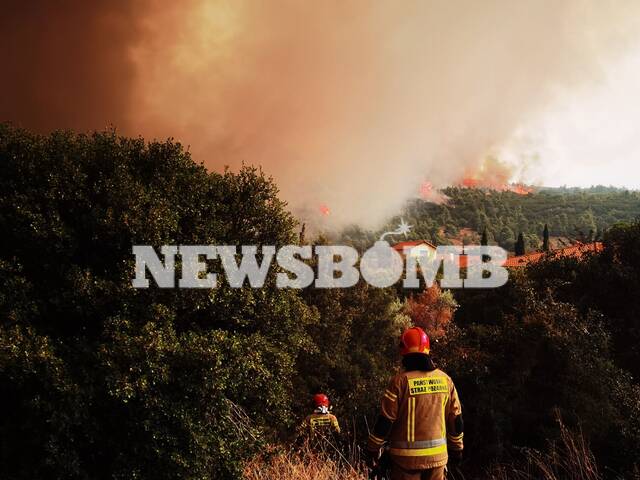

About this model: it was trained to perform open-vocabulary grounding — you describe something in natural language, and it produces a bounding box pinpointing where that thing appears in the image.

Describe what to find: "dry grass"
[486,413,601,480]
[245,414,607,480]
[244,439,368,480]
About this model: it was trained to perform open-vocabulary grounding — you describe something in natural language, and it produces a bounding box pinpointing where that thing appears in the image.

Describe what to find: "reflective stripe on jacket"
[305,413,340,433]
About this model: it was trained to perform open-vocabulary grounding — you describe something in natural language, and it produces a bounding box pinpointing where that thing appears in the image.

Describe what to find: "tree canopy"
[2,124,640,479]
[0,124,315,478]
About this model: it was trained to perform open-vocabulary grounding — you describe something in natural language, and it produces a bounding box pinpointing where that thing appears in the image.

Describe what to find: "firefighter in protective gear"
[367,327,464,480]
[305,393,341,434]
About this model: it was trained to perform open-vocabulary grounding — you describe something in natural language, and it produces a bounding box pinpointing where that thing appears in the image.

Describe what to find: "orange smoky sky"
[3,1,640,228]
[1,1,143,133]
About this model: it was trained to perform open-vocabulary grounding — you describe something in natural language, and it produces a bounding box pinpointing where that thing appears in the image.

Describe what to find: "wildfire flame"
[458,157,533,195]
[319,204,331,216]
[461,178,479,188]
[509,183,534,195]
[419,181,433,198]
[459,178,533,195]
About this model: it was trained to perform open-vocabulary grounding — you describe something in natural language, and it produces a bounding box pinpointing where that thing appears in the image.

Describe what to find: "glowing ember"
[419,181,433,198]
[319,204,331,216]
[508,183,533,195]
[462,178,479,188]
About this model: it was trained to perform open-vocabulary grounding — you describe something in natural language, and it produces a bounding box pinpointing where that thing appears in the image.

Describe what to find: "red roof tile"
[392,240,437,254]
[503,242,603,267]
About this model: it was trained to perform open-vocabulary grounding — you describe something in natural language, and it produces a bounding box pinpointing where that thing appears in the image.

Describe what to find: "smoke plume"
[0,1,144,132]
[3,1,640,228]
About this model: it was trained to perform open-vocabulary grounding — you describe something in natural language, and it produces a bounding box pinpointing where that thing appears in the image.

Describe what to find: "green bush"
[448,270,640,477]
[296,281,409,431]
[0,124,316,479]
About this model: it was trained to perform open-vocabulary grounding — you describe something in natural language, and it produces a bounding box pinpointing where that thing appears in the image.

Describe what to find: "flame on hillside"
[459,179,534,195]
[459,157,534,195]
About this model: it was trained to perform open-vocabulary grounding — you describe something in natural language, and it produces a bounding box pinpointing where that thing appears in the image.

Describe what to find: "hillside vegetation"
[1,124,639,479]
[341,186,640,253]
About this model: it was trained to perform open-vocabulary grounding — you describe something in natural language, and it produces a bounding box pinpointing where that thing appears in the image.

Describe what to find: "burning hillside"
[3,1,640,228]
[459,180,534,195]
[457,156,534,194]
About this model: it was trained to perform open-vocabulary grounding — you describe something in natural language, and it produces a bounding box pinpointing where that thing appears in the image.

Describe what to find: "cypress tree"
[481,227,490,263]
[543,223,550,252]
[515,232,525,256]
[299,222,306,244]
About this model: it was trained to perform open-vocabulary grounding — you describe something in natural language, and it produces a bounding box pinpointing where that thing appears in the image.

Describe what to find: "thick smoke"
[0,1,144,133]
[3,1,640,227]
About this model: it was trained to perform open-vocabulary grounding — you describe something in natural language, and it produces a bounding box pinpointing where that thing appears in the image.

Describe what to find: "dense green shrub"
[449,266,640,477]
[296,281,409,431]
[0,124,316,479]
[525,222,640,380]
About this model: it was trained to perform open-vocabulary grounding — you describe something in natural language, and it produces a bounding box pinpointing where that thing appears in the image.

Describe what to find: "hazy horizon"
[3,1,640,226]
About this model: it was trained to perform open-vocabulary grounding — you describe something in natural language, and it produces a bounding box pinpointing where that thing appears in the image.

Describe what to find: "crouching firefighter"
[305,393,341,435]
[366,327,464,480]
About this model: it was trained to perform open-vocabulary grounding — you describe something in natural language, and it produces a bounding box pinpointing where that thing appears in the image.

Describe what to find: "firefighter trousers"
[390,463,445,480]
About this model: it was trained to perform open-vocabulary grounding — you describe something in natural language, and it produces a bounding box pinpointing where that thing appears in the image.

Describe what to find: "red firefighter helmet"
[313,393,330,408]
[400,326,430,356]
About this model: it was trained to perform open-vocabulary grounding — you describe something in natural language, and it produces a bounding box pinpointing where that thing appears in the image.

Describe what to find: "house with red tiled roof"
[503,242,603,267]
[392,240,437,260]
[392,240,602,269]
